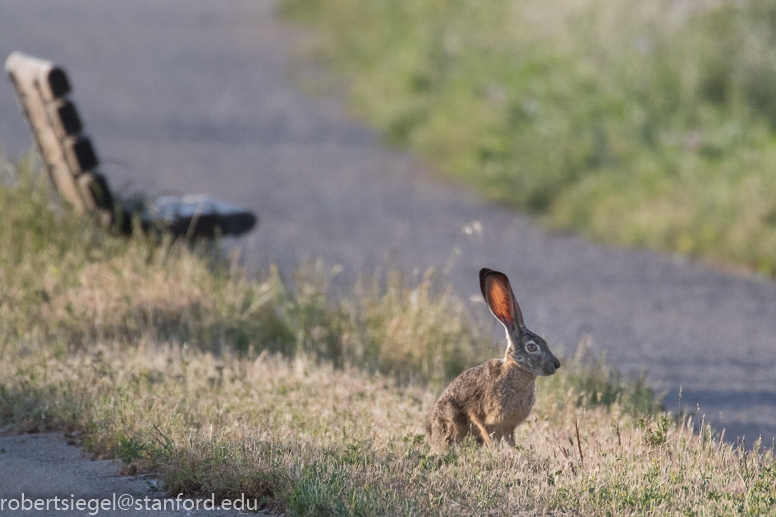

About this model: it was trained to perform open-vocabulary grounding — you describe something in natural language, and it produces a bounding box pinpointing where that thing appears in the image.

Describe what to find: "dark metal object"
[117,195,257,238]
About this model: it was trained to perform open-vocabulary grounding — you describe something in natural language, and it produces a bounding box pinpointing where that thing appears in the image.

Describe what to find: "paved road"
[0,433,266,516]
[1,0,775,464]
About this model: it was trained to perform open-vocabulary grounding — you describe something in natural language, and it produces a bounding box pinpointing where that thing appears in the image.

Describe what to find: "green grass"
[1,156,774,515]
[281,0,776,275]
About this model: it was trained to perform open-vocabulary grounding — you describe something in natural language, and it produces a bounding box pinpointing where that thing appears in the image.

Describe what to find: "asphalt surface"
[1,0,776,501]
[0,433,266,516]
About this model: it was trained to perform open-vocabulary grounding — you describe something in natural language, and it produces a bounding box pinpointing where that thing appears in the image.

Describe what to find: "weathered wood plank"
[4,51,109,221]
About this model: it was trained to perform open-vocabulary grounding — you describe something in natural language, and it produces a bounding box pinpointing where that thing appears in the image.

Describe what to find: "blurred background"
[284,0,776,272]
[2,0,776,444]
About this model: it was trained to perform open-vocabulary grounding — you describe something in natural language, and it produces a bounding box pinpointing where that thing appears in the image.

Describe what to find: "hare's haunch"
[427,268,560,451]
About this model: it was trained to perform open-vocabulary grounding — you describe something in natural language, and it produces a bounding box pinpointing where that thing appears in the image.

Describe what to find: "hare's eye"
[526,341,538,352]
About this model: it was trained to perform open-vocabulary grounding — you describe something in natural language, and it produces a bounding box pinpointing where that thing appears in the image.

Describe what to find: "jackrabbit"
[427,268,560,451]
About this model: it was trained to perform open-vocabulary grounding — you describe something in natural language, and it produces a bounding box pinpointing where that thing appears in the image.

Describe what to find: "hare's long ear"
[479,268,525,333]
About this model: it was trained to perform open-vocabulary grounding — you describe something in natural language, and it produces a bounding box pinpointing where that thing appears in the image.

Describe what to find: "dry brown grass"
[1,157,774,515]
[2,340,774,515]
[0,157,486,384]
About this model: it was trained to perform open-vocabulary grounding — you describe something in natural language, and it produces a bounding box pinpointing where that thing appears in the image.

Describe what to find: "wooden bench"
[5,51,257,239]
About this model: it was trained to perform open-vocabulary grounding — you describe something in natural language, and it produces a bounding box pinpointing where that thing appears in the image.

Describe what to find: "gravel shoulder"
[1,0,775,503]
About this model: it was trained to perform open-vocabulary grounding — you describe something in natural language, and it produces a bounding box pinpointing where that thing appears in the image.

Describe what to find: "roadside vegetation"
[281,0,776,276]
[1,157,774,515]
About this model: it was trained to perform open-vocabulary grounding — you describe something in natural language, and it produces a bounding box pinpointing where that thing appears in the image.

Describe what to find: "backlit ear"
[479,268,525,332]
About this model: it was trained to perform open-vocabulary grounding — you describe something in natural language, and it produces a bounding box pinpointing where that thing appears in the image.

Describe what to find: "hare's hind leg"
[429,417,450,452]
[466,411,494,447]
[430,399,470,451]
[429,400,455,451]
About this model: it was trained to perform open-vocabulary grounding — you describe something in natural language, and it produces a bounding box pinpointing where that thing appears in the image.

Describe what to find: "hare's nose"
[553,358,561,369]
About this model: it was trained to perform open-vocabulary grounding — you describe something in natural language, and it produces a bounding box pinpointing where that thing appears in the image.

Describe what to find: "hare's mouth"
[541,359,561,376]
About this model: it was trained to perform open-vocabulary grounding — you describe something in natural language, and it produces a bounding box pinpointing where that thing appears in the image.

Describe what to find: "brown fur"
[427,269,560,452]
